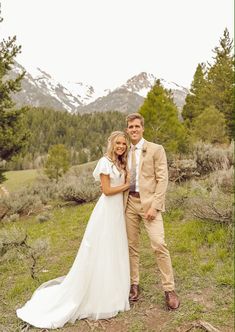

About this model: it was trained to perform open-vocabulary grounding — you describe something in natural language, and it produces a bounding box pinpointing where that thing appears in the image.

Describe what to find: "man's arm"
[150,145,168,211]
[144,145,168,221]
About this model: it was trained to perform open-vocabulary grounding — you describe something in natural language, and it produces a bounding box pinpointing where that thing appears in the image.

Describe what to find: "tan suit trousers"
[125,195,175,291]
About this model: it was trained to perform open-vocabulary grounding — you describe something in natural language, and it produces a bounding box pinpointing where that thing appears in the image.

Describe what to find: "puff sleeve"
[93,157,113,182]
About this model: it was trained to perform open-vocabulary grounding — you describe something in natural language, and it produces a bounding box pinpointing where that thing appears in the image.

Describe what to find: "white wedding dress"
[16,157,130,329]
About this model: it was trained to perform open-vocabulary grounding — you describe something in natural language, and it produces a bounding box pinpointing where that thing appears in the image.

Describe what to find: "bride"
[16,131,131,329]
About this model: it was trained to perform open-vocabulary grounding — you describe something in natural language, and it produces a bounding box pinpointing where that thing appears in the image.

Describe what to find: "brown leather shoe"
[165,290,180,310]
[129,284,140,302]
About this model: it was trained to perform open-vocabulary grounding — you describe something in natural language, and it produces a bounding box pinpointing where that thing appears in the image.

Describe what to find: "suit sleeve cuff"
[151,202,164,211]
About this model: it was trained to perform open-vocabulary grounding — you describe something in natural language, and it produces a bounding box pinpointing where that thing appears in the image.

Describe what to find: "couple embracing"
[16,113,180,329]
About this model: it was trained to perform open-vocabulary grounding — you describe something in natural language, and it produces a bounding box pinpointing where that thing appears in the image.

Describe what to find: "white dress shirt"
[128,138,145,192]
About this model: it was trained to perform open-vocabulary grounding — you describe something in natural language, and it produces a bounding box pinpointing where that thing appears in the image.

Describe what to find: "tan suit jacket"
[124,140,168,213]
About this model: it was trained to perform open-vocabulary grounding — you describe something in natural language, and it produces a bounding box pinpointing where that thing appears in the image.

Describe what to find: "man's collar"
[131,138,145,150]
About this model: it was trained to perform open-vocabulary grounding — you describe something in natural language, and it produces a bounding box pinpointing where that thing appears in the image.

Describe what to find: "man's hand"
[145,207,157,221]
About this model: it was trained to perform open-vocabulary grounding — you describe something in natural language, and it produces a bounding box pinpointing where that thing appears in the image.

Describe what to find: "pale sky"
[0,0,233,90]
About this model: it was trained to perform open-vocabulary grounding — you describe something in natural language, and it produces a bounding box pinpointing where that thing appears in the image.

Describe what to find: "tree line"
[6,108,126,170]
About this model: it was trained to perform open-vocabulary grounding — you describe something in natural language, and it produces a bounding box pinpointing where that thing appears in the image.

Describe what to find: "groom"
[124,113,180,310]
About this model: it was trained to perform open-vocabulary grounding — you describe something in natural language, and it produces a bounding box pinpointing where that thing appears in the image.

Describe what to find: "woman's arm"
[100,174,129,196]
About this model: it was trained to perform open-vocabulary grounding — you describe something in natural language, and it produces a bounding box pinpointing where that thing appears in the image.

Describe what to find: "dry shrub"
[167,167,233,224]
[168,141,234,182]
[215,167,233,194]
[30,175,59,203]
[166,182,190,212]
[169,159,199,182]
[58,170,100,203]
[7,213,20,222]
[0,226,27,256]
[205,167,234,194]
[36,212,52,223]
[193,141,233,175]
[0,189,43,219]
[187,168,234,224]
[0,226,50,279]
[0,176,58,220]
[188,185,233,224]
[0,168,100,220]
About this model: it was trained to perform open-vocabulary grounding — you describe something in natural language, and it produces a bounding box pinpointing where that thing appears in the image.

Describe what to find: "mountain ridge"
[11,62,189,114]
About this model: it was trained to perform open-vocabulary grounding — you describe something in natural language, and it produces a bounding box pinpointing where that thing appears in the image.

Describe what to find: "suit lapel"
[139,140,148,173]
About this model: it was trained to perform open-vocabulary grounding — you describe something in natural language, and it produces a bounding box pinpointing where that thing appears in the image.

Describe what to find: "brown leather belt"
[129,191,140,198]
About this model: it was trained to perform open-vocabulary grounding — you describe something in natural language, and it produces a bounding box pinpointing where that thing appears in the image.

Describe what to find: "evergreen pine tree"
[192,106,228,144]
[182,63,209,125]
[44,144,70,182]
[139,80,189,154]
[207,28,234,137]
[0,7,29,181]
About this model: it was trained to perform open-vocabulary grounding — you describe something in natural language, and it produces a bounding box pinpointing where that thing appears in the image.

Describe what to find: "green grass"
[3,169,39,192]
[0,203,234,332]
[2,161,97,193]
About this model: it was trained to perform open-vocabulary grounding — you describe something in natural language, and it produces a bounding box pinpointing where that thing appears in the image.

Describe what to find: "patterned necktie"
[130,146,137,192]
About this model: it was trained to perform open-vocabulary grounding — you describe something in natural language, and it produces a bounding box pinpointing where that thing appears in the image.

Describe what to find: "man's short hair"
[126,113,144,127]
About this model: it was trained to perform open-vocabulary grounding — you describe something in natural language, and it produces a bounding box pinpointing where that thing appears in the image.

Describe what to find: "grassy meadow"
[3,162,97,193]
[3,169,39,193]
[0,210,233,332]
[0,168,234,332]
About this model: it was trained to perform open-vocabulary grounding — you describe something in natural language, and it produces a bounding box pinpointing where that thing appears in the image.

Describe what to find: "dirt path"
[28,298,232,332]
[52,302,170,332]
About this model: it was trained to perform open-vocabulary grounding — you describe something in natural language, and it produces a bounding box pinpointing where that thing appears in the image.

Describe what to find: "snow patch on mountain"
[61,82,109,105]
[122,72,188,98]
[29,68,82,111]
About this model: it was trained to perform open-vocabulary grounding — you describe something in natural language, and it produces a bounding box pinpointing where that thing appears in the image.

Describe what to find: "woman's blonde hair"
[106,131,128,171]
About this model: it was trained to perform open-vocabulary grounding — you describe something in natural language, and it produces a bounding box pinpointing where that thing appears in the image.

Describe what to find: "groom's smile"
[126,119,144,145]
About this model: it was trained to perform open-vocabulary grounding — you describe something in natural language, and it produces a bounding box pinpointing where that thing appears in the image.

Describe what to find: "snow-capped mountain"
[123,72,187,96]
[11,62,188,114]
[121,72,188,108]
[11,62,102,112]
[78,72,188,114]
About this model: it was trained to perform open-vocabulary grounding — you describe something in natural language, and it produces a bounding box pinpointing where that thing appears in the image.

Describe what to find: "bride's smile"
[114,136,127,156]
